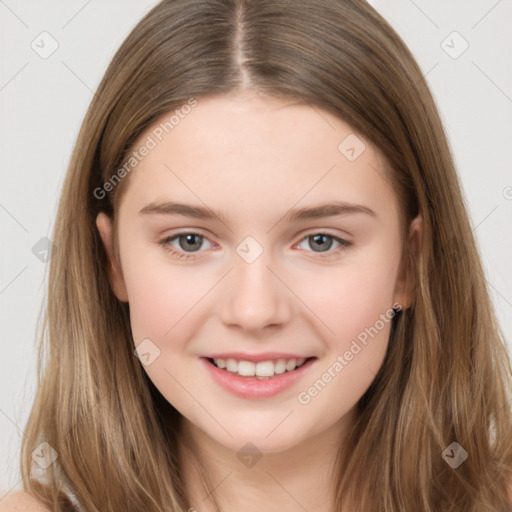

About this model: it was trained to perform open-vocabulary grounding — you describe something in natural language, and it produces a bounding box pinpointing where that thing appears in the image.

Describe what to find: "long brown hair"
[20,0,512,510]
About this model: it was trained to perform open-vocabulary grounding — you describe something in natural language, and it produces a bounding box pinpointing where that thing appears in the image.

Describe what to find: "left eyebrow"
[137,200,376,223]
[283,201,376,222]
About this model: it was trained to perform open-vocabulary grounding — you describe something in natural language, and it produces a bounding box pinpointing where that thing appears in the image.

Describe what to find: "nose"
[217,249,294,333]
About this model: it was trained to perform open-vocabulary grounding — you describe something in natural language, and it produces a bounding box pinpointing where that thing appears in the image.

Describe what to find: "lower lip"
[200,357,317,399]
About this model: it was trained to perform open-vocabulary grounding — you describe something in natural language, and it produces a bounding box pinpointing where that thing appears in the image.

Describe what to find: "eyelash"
[157,231,352,261]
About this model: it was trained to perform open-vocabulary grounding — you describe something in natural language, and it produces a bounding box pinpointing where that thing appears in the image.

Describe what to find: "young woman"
[4,0,512,510]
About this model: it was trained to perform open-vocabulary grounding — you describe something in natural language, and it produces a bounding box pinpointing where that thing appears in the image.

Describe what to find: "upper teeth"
[214,357,307,377]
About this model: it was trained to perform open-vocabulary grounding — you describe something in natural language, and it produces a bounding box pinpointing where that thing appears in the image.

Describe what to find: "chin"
[213,416,307,455]
[223,431,302,457]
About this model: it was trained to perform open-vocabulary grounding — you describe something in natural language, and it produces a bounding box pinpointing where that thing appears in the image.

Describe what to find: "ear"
[394,214,422,310]
[96,212,129,303]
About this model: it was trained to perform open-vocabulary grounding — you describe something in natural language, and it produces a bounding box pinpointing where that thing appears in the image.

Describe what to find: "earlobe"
[394,214,423,310]
[95,212,129,303]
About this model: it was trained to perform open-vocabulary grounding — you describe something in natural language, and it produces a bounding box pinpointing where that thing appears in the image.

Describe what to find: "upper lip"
[202,352,315,363]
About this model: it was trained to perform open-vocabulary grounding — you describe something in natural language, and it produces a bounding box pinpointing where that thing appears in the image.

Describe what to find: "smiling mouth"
[205,356,316,379]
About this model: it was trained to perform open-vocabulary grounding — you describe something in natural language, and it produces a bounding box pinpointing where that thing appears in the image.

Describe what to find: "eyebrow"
[138,200,376,223]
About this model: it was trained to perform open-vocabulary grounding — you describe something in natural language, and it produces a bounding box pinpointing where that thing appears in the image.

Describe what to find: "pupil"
[310,234,332,252]
[180,234,202,251]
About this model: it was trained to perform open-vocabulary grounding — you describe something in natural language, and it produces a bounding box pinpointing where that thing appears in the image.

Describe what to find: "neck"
[177,407,358,512]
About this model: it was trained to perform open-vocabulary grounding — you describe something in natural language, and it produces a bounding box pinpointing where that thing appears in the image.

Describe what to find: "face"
[96,90,419,455]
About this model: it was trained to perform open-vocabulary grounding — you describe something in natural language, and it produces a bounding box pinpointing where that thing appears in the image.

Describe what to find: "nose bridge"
[218,235,292,330]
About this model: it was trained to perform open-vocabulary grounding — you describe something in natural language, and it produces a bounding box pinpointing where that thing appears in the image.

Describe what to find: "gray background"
[1,0,511,496]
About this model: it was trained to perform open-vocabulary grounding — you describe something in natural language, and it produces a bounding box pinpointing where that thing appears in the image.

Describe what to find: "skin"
[96,90,422,512]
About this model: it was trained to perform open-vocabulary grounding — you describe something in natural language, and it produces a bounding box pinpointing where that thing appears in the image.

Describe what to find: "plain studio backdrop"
[0,0,511,494]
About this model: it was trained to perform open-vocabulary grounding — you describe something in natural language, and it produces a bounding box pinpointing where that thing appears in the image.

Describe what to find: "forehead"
[117,92,399,225]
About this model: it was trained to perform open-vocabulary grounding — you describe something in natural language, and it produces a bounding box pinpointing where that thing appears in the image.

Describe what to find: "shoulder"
[0,491,51,512]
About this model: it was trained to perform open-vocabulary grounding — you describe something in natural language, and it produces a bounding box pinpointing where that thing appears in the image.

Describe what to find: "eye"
[158,231,352,261]
[158,232,213,260]
[296,232,351,258]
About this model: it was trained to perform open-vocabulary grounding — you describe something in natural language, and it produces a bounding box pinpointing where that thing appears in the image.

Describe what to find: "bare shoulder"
[0,491,51,512]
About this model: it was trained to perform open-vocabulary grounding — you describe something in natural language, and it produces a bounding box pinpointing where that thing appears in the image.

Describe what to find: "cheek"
[122,251,206,405]
[294,258,399,421]
[297,245,401,345]
[290,243,401,410]
[119,239,199,347]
